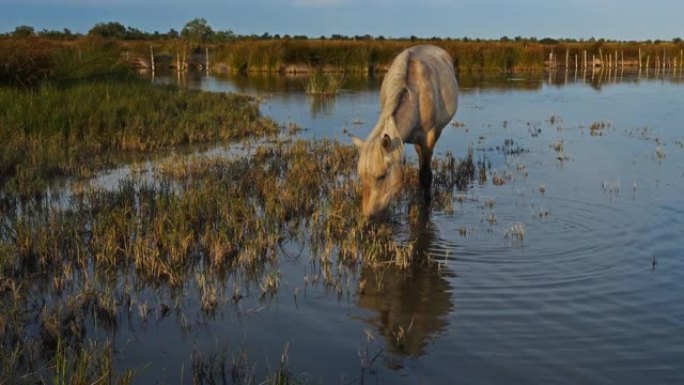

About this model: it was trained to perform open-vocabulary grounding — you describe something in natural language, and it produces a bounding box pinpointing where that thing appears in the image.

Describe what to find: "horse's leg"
[414,140,433,199]
[414,143,431,204]
[420,147,433,189]
[421,128,440,188]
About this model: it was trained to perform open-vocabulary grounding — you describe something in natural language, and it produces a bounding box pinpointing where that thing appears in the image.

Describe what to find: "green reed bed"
[0,37,134,86]
[0,82,278,195]
[4,36,683,80]
[0,137,474,382]
[207,39,683,73]
[208,39,545,73]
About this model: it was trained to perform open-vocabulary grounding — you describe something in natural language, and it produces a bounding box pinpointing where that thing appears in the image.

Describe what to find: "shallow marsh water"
[9,68,683,384]
[122,68,684,384]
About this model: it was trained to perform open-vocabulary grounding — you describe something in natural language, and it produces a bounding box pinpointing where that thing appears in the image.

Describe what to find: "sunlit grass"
[0,81,278,195]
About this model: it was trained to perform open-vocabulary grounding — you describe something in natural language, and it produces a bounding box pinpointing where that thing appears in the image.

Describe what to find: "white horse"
[351,45,459,217]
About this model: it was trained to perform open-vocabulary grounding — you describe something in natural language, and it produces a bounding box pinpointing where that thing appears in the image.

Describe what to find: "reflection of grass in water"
[309,95,336,117]
[191,344,303,385]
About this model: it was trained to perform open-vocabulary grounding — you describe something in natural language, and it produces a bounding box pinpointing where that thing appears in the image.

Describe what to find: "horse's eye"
[376,173,387,181]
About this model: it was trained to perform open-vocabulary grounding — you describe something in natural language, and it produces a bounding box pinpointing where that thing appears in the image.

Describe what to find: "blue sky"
[2,0,682,40]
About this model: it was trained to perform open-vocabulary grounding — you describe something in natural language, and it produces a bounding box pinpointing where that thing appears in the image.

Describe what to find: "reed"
[4,36,684,82]
[0,37,133,86]
[208,39,545,73]
[304,72,345,95]
[200,39,684,72]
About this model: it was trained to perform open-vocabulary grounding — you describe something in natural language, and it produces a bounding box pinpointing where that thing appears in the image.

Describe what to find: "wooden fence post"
[205,47,210,75]
[150,46,155,76]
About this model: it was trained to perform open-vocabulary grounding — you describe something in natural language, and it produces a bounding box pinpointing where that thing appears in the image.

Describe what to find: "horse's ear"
[351,136,364,149]
[381,134,392,150]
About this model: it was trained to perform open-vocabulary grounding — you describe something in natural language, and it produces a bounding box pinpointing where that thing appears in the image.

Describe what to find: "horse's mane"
[358,50,410,178]
[376,49,411,141]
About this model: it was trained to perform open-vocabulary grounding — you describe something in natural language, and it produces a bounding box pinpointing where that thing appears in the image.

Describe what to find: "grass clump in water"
[505,223,526,241]
[304,72,344,95]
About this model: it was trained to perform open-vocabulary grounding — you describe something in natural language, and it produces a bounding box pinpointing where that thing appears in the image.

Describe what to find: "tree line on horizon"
[4,18,683,45]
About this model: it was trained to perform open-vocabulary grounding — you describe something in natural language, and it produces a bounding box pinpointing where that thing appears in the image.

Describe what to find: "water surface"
[125,68,684,384]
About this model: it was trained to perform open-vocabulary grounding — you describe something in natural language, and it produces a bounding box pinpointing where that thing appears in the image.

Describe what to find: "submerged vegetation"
[0,135,476,382]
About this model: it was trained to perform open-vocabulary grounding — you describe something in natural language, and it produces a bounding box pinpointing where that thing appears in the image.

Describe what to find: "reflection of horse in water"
[357,205,454,359]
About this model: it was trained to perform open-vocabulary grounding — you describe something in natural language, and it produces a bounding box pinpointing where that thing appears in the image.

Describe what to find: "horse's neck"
[393,110,418,141]
[368,90,418,144]
[386,101,419,143]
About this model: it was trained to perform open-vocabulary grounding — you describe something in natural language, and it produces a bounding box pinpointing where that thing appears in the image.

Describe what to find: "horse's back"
[407,45,458,131]
[383,45,458,144]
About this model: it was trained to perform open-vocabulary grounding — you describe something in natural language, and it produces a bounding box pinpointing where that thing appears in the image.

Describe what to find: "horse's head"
[352,126,404,217]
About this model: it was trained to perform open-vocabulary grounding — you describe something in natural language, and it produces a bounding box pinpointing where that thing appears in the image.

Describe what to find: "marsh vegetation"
[1,30,683,384]
[0,43,478,381]
[3,28,684,80]
[0,131,480,383]
[0,42,279,195]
